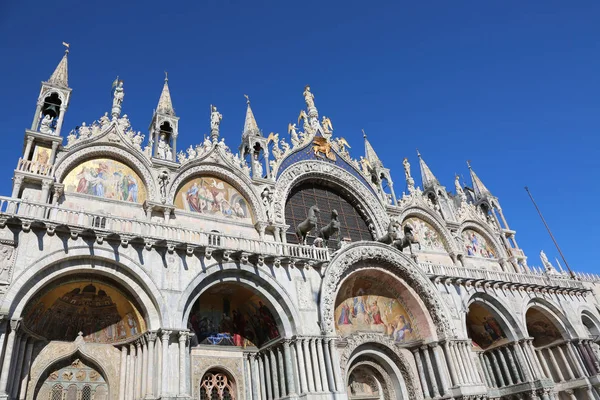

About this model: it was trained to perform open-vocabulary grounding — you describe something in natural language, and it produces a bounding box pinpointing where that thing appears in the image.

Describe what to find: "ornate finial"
[416,148,421,158]
[244,94,250,105]
[362,129,367,138]
[62,42,70,54]
[467,160,472,169]
[164,71,168,82]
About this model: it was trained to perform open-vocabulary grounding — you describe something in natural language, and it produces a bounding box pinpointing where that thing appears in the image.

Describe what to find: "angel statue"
[298,110,310,133]
[322,116,333,134]
[303,85,315,109]
[288,123,300,147]
[267,132,282,159]
[359,156,372,175]
[39,114,55,135]
[334,137,351,155]
[280,138,290,153]
[455,175,467,203]
[186,145,197,159]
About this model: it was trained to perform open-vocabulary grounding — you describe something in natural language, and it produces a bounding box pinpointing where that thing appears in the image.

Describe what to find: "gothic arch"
[523,298,576,340]
[398,206,458,254]
[458,220,507,259]
[178,263,300,336]
[466,292,525,341]
[27,339,120,400]
[54,143,158,201]
[320,242,454,339]
[274,160,388,237]
[2,248,165,328]
[169,162,265,223]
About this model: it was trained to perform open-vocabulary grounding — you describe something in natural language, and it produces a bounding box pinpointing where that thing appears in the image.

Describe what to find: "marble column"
[161,331,171,397]
[127,345,135,400]
[0,321,19,396]
[178,332,188,396]
[556,345,575,381]
[141,338,148,396]
[547,347,565,382]
[489,350,505,387]
[146,332,156,398]
[443,342,459,386]
[422,346,440,397]
[584,387,595,400]
[269,349,280,398]
[243,355,252,400]
[322,339,336,392]
[526,340,544,379]
[536,349,552,381]
[10,334,27,398]
[258,354,267,400]
[519,341,537,380]
[413,348,430,399]
[512,343,531,382]
[566,341,586,378]
[451,342,467,384]
[584,341,600,372]
[316,339,329,392]
[118,346,127,400]
[283,340,297,396]
[496,349,513,386]
[277,347,287,396]
[251,355,260,400]
[135,341,143,400]
[577,341,596,375]
[295,340,307,394]
[328,339,343,392]
[504,346,521,383]
[155,338,162,398]
[565,389,577,400]
[483,354,497,387]
[6,332,23,396]
[307,339,320,392]
[263,353,272,400]
[460,342,477,383]
[18,339,34,400]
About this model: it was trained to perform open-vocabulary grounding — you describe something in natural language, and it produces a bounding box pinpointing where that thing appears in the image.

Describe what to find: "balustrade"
[16,158,54,177]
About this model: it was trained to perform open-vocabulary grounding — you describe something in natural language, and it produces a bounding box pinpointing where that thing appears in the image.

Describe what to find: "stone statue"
[186,145,197,159]
[253,157,263,178]
[359,156,371,175]
[112,80,124,117]
[288,123,299,142]
[322,116,333,134]
[157,133,172,160]
[99,112,110,127]
[455,175,467,203]
[177,151,186,164]
[39,114,55,135]
[318,209,340,246]
[403,158,412,180]
[540,250,556,274]
[210,105,222,132]
[303,85,315,109]
[261,187,274,222]
[132,132,144,149]
[335,137,351,156]
[78,122,91,138]
[296,205,320,245]
[158,170,170,200]
[280,138,290,153]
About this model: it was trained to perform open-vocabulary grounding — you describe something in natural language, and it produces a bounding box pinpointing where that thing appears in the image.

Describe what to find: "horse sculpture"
[296,205,320,245]
[391,225,422,255]
[377,219,402,244]
[318,209,340,246]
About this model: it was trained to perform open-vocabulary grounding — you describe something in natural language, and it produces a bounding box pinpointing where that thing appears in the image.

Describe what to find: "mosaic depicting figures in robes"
[334,275,419,343]
[466,303,508,349]
[63,158,147,204]
[526,308,563,347]
[403,217,445,252]
[462,229,496,259]
[175,176,252,223]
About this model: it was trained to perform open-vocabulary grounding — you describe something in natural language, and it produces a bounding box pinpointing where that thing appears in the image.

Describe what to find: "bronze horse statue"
[377,219,402,244]
[318,209,340,246]
[296,205,320,245]
[391,225,422,255]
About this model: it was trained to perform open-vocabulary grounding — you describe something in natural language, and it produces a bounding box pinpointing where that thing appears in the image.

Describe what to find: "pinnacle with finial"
[243,94,260,137]
[363,133,383,169]
[468,162,493,199]
[417,151,440,190]
[156,74,175,116]
[48,43,70,88]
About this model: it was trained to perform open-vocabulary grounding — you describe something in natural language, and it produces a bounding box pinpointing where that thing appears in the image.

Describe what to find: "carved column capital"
[9,319,20,331]
[161,330,172,341]
[146,331,157,342]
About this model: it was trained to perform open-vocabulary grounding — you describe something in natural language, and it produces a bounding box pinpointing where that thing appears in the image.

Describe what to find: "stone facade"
[0,49,599,400]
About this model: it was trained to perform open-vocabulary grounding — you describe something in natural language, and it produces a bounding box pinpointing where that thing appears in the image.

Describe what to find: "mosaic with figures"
[403,217,445,252]
[63,158,146,203]
[335,274,419,343]
[175,176,252,223]
[467,303,508,349]
[462,229,496,259]
[526,308,562,347]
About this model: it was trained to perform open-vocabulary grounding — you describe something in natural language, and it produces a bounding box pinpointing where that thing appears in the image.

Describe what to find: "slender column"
[55,105,67,135]
[141,338,148,396]
[526,340,544,379]
[512,343,531,382]
[6,332,23,395]
[23,137,34,160]
[422,345,440,397]
[126,345,134,400]
[295,340,307,394]
[155,338,162,398]
[564,389,577,400]
[310,339,323,392]
[283,340,297,395]
[328,339,343,392]
[116,346,127,400]
[303,339,315,392]
[536,349,551,381]
[269,349,280,398]
[243,355,252,400]
[263,353,272,400]
[277,347,286,396]
[577,341,596,374]
[489,350,505,387]
[483,354,497,387]
[451,342,467,384]
[18,339,34,400]
[160,331,171,397]
[10,334,27,398]
[547,347,564,382]
[496,349,513,386]
[478,354,491,387]
[252,355,260,400]
[0,321,19,396]
[556,345,575,381]
[258,354,267,400]
[566,341,586,378]
[322,338,336,392]
[459,342,476,383]
[146,332,156,398]
[584,387,595,400]
[519,341,537,380]
[413,348,431,399]
[504,346,520,383]
[135,341,143,400]
[442,342,459,386]
[316,339,329,392]
[584,341,600,372]
[178,331,188,396]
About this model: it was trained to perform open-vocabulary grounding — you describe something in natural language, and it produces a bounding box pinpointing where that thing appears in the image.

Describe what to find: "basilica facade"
[0,48,599,400]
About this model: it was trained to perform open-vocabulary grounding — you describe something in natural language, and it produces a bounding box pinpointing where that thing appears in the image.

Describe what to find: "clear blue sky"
[1,1,598,273]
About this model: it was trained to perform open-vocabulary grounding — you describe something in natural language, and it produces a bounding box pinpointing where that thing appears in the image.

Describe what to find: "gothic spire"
[417,150,440,190]
[156,73,175,115]
[467,161,493,199]
[363,130,383,169]
[47,44,69,88]
[242,94,261,137]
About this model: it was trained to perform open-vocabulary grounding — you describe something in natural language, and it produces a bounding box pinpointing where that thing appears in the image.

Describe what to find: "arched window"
[200,370,236,400]
[81,386,91,400]
[50,384,63,400]
[285,181,372,246]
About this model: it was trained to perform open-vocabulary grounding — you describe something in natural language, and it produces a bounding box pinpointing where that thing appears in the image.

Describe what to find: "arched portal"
[34,357,108,400]
[466,302,512,350]
[526,307,566,347]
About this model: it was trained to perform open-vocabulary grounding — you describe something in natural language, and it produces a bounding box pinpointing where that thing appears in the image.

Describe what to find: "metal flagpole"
[524,186,576,279]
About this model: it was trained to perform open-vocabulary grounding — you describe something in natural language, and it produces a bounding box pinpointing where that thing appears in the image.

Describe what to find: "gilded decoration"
[175,176,253,224]
[462,228,496,259]
[403,217,445,252]
[63,158,147,203]
[526,308,563,347]
[22,280,146,343]
[335,274,419,343]
[466,303,508,349]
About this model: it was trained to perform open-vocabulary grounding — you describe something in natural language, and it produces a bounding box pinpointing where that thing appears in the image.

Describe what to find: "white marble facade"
[0,50,599,400]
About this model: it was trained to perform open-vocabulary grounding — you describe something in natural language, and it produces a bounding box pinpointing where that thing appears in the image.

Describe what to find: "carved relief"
[0,243,15,285]
[191,354,244,400]
[295,278,314,311]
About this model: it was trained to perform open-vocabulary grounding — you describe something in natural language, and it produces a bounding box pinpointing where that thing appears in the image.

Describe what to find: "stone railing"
[16,158,54,177]
[0,196,329,263]
[421,263,588,291]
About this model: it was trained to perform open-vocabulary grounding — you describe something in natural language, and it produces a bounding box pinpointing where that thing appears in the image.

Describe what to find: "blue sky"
[1,1,599,273]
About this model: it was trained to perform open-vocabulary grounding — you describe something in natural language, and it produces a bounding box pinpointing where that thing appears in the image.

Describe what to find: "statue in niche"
[296,205,320,245]
[39,114,55,135]
[261,187,274,222]
[252,156,263,177]
[210,105,222,132]
[156,133,172,160]
[303,85,315,109]
[318,209,340,246]
[158,170,170,200]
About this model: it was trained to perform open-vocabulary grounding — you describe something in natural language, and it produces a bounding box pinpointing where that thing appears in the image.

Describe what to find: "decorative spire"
[467,161,493,199]
[156,72,175,116]
[363,130,383,169]
[47,42,70,88]
[417,150,440,190]
[242,94,261,137]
